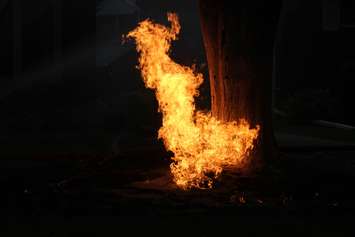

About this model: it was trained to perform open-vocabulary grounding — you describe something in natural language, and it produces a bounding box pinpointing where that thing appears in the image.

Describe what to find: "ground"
[1,123,355,236]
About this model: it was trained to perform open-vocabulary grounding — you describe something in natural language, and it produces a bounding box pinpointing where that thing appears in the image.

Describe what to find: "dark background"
[1,0,355,235]
[0,0,354,157]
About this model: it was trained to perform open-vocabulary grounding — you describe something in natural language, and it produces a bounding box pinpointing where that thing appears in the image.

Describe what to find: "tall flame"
[127,13,259,189]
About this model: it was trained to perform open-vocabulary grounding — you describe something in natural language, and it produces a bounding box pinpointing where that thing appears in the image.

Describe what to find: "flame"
[127,13,259,189]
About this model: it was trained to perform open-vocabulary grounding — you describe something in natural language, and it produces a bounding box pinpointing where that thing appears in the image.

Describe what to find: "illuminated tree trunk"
[198,0,282,169]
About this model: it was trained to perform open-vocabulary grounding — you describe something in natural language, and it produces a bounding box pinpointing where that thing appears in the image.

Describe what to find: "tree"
[198,0,282,170]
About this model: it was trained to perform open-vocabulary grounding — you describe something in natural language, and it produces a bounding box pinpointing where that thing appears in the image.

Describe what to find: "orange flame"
[127,13,259,189]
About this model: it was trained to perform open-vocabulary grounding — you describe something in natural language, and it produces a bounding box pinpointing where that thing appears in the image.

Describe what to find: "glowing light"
[127,13,259,189]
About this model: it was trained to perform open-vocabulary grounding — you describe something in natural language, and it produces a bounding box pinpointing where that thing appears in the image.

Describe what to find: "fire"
[127,13,259,189]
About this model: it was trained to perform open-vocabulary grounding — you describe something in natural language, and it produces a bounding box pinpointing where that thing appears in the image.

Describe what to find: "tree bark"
[198,0,282,169]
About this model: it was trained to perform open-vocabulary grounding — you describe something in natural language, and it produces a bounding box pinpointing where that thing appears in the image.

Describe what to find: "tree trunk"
[198,0,282,169]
